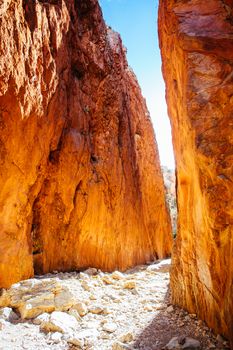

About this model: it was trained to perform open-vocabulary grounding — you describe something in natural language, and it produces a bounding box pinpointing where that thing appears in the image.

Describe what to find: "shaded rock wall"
[0,0,172,288]
[159,0,233,345]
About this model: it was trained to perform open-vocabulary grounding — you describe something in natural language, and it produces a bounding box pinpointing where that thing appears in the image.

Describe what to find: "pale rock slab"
[0,279,75,319]
[40,311,79,334]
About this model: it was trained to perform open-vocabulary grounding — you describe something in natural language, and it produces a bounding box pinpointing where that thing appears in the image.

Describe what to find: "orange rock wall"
[159,0,233,345]
[0,0,172,288]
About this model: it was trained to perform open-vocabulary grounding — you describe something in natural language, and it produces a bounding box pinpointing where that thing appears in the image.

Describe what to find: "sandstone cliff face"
[0,0,172,288]
[159,0,233,345]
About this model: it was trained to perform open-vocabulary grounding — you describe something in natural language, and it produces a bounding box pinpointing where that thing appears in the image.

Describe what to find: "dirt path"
[0,259,230,350]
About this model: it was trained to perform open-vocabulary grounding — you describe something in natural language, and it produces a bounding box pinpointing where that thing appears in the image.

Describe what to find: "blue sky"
[99,0,174,168]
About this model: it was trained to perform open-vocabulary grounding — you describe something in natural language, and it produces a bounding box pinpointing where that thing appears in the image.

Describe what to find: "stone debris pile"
[0,260,230,350]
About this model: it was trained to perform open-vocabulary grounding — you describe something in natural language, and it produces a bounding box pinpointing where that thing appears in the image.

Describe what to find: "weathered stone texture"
[159,0,233,345]
[0,0,172,288]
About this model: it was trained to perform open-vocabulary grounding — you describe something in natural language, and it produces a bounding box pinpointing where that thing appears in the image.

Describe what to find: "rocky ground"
[0,259,230,350]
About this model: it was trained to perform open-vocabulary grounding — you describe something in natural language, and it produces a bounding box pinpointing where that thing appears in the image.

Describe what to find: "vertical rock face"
[0,0,172,288]
[159,0,233,345]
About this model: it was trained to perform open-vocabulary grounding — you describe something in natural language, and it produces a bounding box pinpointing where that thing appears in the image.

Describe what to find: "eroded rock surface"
[159,0,233,346]
[0,0,172,288]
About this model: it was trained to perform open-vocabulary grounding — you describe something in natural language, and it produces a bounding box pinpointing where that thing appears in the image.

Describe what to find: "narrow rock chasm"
[0,0,232,349]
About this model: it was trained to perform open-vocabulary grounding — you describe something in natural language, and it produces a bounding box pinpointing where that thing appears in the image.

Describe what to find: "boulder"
[40,311,79,334]
[0,278,75,319]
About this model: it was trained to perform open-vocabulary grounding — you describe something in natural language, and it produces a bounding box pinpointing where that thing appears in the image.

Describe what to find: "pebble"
[68,308,82,321]
[67,336,84,348]
[123,281,136,290]
[0,319,8,330]
[33,313,50,325]
[102,322,117,333]
[84,268,98,276]
[50,332,62,343]
[81,281,91,292]
[89,305,104,314]
[112,271,125,280]
[73,302,88,317]
[102,275,114,285]
[166,305,174,313]
[118,331,134,343]
[112,341,133,349]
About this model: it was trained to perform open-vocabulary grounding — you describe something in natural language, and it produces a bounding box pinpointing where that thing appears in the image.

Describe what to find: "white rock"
[68,328,99,347]
[50,332,63,343]
[33,312,50,325]
[0,307,19,322]
[0,319,8,330]
[68,308,82,321]
[123,281,136,290]
[147,259,171,273]
[102,322,117,333]
[112,271,125,280]
[78,329,99,338]
[40,311,79,333]
[79,272,90,281]
[73,302,88,317]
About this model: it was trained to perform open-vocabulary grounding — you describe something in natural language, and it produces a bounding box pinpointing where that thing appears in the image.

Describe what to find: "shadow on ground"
[133,286,230,350]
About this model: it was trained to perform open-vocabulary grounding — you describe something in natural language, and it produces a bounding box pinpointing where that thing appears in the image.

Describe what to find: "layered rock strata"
[0,0,172,288]
[159,0,233,345]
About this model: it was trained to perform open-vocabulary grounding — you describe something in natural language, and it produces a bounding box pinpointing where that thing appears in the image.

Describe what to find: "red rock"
[0,0,172,288]
[159,0,233,346]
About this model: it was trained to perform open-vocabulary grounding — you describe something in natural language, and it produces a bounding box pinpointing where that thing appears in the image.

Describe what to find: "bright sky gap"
[99,0,175,168]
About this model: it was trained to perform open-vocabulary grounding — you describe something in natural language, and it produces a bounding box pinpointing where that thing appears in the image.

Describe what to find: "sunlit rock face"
[0,0,172,288]
[159,0,233,345]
